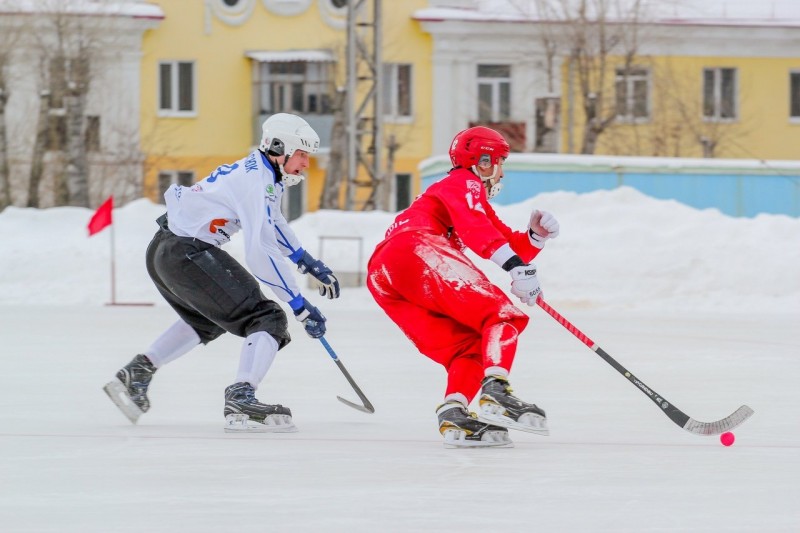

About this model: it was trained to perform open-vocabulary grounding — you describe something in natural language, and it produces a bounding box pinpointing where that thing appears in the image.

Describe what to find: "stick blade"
[337,395,375,414]
[682,405,754,436]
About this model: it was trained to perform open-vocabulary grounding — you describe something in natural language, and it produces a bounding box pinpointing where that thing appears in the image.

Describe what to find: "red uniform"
[367,168,541,402]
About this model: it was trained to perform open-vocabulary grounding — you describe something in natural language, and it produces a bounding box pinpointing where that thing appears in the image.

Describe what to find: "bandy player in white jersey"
[104,113,340,433]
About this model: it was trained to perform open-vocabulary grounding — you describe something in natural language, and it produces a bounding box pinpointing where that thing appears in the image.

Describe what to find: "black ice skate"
[223,382,296,433]
[103,354,157,424]
[436,401,513,448]
[477,375,549,435]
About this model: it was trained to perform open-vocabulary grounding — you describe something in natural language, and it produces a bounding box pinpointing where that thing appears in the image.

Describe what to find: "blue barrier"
[419,154,800,217]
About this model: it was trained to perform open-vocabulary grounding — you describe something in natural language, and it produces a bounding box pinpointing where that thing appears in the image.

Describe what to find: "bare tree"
[28,5,99,207]
[0,20,20,211]
[27,88,51,208]
[0,56,10,210]
[526,0,651,154]
[321,88,346,209]
[63,54,91,206]
[604,61,747,158]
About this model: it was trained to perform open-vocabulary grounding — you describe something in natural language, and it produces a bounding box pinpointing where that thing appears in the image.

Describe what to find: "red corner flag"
[88,195,114,236]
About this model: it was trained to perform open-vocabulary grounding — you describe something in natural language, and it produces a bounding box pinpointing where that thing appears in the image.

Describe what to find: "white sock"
[235,331,279,388]
[484,366,509,379]
[443,393,468,408]
[144,320,201,368]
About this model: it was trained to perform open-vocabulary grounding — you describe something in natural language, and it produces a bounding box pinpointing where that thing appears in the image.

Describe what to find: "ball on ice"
[720,432,735,446]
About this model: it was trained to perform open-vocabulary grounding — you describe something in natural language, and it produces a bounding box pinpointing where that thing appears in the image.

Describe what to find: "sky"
[0,188,799,532]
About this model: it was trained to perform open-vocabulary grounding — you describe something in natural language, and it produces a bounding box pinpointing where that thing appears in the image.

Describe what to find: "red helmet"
[448,126,510,169]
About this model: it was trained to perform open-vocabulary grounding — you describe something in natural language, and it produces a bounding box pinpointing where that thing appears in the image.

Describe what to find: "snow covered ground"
[1,188,798,532]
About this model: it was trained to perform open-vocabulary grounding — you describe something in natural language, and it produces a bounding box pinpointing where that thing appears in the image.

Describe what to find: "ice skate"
[477,375,549,435]
[223,382,297,433]
[103,354,157,424]
[436,401,513,448]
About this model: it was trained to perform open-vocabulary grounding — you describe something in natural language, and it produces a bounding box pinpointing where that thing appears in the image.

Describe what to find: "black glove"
[293,298,327,339]
[296,250,340,299]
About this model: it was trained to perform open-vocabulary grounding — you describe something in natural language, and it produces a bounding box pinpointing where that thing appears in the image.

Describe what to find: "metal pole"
[373,0,385,211]
[109,219,116,305]
[344,0,359,210]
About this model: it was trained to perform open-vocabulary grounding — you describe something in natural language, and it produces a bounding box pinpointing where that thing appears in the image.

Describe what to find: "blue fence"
[419,154,800,217]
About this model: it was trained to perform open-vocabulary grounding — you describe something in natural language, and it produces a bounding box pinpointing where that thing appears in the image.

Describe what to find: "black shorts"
[145,215,290,348]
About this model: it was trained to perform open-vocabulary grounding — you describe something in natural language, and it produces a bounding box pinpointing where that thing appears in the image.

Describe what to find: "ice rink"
[2,301,798,532]
[1,190,798,531]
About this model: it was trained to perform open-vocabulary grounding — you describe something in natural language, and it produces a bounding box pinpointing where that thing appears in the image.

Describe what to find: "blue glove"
[292,298,327,339]
[296,250,340,299]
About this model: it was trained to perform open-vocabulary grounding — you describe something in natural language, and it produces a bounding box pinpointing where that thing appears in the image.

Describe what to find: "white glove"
[528,210,560,248]
[509,263,541,306]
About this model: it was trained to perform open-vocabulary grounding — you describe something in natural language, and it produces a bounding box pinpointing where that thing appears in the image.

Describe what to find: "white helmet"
[259,113,320,186]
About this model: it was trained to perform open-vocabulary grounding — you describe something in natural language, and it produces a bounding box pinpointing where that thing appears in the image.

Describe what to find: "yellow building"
[414,2,800,162]
[141,0,430,217]
[142,1,800,217]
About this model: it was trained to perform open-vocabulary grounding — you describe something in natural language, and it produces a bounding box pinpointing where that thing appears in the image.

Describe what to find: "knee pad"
[482,322,519,369]
[244,301,291,349]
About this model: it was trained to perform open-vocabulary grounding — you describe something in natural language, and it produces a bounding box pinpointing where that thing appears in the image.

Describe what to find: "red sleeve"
[484,201,541,264]
[432,169,536,261]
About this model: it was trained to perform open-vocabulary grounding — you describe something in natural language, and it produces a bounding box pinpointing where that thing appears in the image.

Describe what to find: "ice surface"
[1,189,798,531]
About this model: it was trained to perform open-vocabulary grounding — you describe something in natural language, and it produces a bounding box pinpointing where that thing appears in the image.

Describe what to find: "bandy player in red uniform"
[367,126,560,448]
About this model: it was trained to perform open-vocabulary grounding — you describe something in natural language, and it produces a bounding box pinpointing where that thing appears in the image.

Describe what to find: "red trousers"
[367,232,529,402]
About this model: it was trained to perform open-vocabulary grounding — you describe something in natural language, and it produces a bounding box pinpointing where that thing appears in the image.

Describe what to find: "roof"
[414,0,800,29]
[244,49,336,63]
[0,0,164,19]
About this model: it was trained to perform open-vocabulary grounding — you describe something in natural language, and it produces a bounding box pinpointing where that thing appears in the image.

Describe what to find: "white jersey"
[164,150,305,307]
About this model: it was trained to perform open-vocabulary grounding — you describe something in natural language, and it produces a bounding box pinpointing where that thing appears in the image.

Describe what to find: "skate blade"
[103,379,143,425]
[442,429,514,449]
[478,404,550,436]
[224,413,298,433]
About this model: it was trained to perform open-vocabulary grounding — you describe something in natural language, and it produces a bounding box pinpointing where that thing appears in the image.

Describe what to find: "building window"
[159,61,196,115]
[46,56,92,151]
[45,112,66,151]
[282,179,305,221]
[382,63,412,120]
[615,67,650,122]
[85,116,100,152]
[395,173,412,211]
[157,170,195,201]
[255,61,333,115]
[790,71,800,120]
[703,67,737,121]
[477,64,511,123]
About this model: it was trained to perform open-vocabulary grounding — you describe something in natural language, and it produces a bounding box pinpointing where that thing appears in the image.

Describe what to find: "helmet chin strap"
[275,156,304,187]
[280,165,305,187]
[471,163,502,199]
[485,179,503,199]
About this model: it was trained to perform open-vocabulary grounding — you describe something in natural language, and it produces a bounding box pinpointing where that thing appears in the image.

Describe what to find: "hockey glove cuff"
[509,263,542,306]
[296,250,341,299]
[293,298,327,339]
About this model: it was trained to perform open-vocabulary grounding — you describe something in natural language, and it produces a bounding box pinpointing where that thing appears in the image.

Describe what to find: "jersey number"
[206,163,239,183]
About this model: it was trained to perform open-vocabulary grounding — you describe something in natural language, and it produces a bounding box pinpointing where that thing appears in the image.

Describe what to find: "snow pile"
[2,186,797,313]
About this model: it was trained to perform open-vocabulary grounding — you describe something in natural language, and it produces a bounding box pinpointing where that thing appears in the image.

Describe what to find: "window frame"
[790,70,800,123]
[394,172,412,212]
[158,60,197,117]
[476,64,512,123]
[614,67,651,123]
[157,170,196,201]
[85,115,101,152]
[255,60,333,116]
[702,67,738,122]
[281,178,306,221]
[382,63,413,123]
